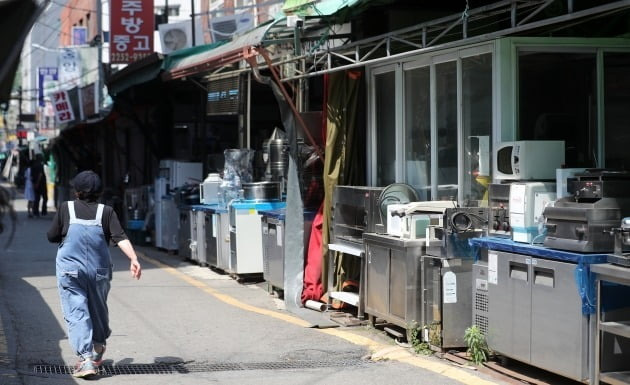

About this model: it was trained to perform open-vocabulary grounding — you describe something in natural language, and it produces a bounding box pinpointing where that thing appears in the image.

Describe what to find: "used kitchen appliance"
[200,173,222,204]
[159,194,179,251]
[488,183,511,237]
[426,207,488,257]
[481,246,619,382]
[260,209,315,293]
[387,201,456,240]
[544,169,630,252]
[331,185,384,246]
[189,205,213,266]
[229,199,286,276]
[159,160,203,191]
[205,205,230,271]
[607,217,630,266]
[509,182,556,243]
[177,205,192,259]
[493,140,565,181]
[421,255,473,350]
[421,207,487,350]
[363,233,425,330]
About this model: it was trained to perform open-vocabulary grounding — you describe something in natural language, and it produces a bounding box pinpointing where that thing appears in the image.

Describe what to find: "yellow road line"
[138,252,499,385]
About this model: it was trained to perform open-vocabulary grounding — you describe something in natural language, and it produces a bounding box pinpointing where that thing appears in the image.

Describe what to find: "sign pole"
[96,0,103,114]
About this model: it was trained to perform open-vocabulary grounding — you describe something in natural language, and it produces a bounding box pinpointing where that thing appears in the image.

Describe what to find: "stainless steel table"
[591,263,630,385]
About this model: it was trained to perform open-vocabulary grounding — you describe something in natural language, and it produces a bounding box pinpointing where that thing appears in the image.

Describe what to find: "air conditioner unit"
[159,21,192,54]
[209,13,254,43]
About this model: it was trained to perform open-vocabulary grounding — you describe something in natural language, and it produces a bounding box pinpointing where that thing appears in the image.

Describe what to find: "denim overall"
[56,202,112,359]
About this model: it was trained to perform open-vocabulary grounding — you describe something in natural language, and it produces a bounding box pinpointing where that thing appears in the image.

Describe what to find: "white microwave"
[494,140,565,180]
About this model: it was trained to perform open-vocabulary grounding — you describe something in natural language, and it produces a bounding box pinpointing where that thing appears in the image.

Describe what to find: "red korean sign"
[110,0,154,64]
[52,90,75,123]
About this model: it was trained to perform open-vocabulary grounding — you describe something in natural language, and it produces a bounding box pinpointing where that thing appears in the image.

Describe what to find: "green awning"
[161,41,227,72]
[282,0,362,16]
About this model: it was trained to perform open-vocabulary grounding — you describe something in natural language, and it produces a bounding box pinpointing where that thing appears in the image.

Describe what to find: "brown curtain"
[321,69,366,296]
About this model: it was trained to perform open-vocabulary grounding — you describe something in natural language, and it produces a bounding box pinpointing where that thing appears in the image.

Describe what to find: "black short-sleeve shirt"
[47,200,128,244]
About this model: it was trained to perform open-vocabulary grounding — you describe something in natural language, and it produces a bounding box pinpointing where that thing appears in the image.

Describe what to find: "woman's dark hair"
[75,190,100,201]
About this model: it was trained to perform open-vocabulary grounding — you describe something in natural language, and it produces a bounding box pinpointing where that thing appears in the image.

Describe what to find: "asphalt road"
[0,186,505,385]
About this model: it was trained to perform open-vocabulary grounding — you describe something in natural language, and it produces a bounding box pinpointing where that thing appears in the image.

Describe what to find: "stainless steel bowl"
[242,181,282,201]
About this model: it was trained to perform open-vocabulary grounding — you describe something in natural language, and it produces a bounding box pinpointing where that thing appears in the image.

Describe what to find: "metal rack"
[591,264,630,385]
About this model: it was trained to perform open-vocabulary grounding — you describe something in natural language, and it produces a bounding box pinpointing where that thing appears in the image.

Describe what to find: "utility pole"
[96,0,103,114]
[191,0,196,46]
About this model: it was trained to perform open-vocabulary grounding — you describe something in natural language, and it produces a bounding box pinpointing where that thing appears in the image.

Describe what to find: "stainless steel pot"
[242,181,282,201]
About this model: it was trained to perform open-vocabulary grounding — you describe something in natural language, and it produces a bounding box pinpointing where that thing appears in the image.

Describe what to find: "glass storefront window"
[435,61,458,200]
[374,71,397,186]
[404,66,431,200]
[518,52,597,167]
[462,53,492,204]
[604,52,630,169]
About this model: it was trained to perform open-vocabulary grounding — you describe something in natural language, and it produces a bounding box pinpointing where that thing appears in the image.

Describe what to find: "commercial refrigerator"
[158,195,179,251]
[261,210,285,291]
[260,209,315,292]
[177,206,192,259]
[205,206,230,271]
[487,250,590,381]
[363,233,424,330]
[421,254,473,350]
[229,200,286,275]
[190,205,213,266]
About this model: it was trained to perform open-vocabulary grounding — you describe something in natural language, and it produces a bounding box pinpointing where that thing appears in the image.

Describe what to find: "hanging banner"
[38,67,58,107]
[72,26,88,46]
[58,48,81,90]
[110,0,154,64]
[79,83,97,119]
[52,90,75,123]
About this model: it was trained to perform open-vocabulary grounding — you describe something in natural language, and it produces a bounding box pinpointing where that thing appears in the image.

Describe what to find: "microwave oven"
[494,140,564,181]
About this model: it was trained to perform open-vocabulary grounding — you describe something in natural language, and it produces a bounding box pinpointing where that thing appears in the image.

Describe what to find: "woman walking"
[23,161,34,217]
[47,170,141,378]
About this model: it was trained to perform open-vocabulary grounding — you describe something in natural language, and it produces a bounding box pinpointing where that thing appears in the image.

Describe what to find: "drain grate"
[33,359,368,376]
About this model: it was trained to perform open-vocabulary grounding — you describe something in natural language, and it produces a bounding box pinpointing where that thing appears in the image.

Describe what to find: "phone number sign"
[110,0,154,64]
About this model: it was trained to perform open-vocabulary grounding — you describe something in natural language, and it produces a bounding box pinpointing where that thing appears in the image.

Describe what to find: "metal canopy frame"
[281,0,630,81]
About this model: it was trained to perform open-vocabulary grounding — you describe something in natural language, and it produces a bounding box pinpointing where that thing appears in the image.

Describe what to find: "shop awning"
[106,53,164,96]
[162,23,278,81]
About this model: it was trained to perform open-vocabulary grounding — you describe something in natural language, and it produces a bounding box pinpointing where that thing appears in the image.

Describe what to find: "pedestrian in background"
[31,154,47,217]
[47,170,142,378]
[23,160,34,218]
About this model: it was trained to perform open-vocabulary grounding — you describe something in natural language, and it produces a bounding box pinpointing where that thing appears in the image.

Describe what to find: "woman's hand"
[130,258,141,280]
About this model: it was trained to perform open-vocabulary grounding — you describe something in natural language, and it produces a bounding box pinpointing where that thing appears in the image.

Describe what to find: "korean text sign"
[110,0,154,64]
[52,90,75,123]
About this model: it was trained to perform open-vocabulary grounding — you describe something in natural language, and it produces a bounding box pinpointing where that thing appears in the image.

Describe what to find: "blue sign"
[72,26,87,45]
[38,67,58,107]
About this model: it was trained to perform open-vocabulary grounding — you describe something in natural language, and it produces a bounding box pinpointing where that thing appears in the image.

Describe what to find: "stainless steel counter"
[363,233,425,330]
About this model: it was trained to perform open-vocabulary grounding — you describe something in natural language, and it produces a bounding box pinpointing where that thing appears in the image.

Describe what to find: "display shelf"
[591,263,630,385]
[600,321,630,339]
[601,372,630,385]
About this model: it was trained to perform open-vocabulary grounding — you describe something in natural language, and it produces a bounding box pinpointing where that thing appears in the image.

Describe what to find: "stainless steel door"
[365,243,390,318]
[205,212,218,267]
[218,213,231,271]
[389,248,406,320]
[177,208,190,258]
[196,211,207,266]
[189,210,198,262]
[488,251,531,362]
[530,258,588,381]
[442,259,473,349]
